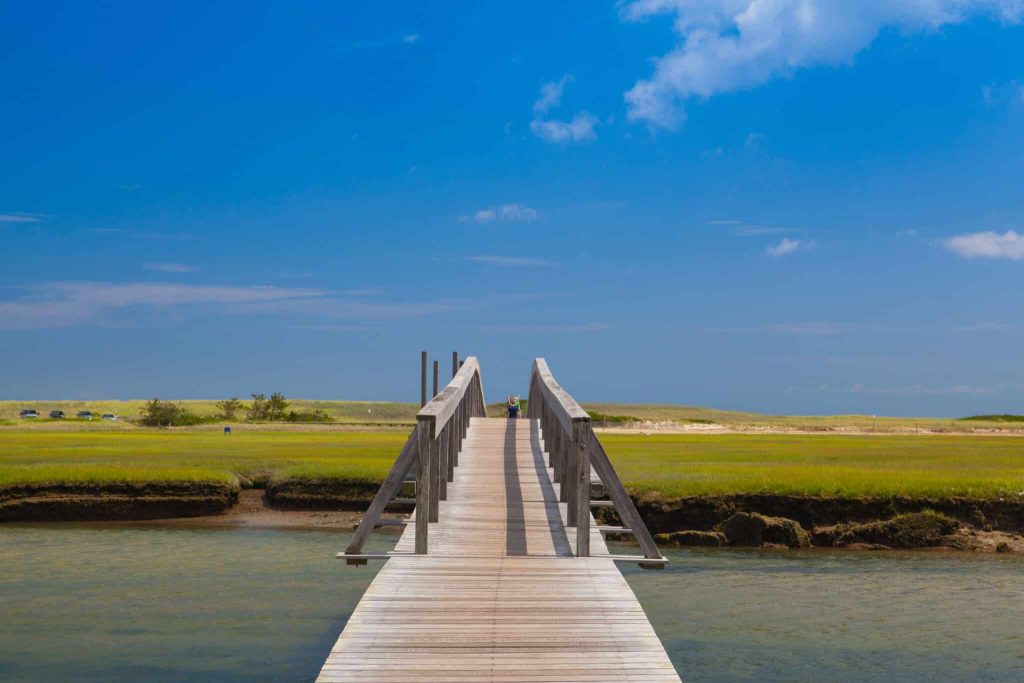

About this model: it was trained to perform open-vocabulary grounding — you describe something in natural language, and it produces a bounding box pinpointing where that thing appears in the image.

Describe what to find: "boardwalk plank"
[318,418,681,683]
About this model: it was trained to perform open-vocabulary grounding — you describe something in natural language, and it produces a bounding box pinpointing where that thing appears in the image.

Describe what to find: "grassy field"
[602,433,1024,500]
[0,431,403,488]
[1,428,1022,501]
[0,400,421,424]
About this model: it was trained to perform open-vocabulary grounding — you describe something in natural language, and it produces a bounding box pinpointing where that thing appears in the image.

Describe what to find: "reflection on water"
[2,526,1022,682]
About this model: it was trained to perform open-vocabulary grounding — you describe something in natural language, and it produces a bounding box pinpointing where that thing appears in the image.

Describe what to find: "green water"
[2,526,1022,682]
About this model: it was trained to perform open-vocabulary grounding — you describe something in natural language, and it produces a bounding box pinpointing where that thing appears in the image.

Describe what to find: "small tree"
[215,397,243,420]
[267,392,289,421]
[139,398,182,427]
[247,393,268,421]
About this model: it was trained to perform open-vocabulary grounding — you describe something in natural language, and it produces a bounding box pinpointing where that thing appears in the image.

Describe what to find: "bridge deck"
[317,417,681,682]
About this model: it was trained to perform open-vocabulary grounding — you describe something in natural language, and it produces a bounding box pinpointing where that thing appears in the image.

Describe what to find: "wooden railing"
[528,358,665,568]
[341,357,485,564]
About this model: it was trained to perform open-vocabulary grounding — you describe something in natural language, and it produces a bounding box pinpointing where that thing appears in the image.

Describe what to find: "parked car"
[49,410,65,419]
[76,411,93,419]
[19,409,39,419]
[101,413,118,421]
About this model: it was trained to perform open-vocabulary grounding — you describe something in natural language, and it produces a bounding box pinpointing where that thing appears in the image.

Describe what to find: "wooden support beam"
[432,360,439,398]
[344,429,418,562]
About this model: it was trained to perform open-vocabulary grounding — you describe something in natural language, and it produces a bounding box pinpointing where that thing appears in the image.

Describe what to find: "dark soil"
[0,482,238,521]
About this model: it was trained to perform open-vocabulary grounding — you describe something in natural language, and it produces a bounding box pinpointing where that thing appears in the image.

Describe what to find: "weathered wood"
[574,420,591,557]
[433,359,439,398]
[344,429,418,562]
[415,421,430,554]
[428,435,440,522]
[452,350,458,378]
[420,351,428,408]
[589,437,663,562]
[322,417,679,682]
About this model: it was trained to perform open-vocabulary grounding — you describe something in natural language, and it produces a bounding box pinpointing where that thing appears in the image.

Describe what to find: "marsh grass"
[0,431,403,488]
[603,433,1024,499]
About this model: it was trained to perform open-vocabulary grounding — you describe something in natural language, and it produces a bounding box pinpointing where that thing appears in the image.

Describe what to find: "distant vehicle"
[101,413,118,421]
[76,411,93,419]
[19,409,39,419]
[49,410,65,419]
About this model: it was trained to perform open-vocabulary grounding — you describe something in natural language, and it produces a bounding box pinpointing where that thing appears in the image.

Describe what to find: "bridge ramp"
[317,417,681,682]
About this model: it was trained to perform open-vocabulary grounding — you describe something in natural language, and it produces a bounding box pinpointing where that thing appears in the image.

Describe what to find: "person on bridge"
[507,395,520,419]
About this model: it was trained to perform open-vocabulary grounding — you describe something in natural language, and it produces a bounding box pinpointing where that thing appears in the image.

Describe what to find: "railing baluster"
[428,431,440,523]
[574,421,591,557]
[415,420,431,554]
[439,423,448,500]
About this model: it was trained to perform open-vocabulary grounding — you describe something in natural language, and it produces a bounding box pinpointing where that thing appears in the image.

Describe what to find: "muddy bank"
[0,481,238,522]
[264,478,400,510]
[623,493,1024,535]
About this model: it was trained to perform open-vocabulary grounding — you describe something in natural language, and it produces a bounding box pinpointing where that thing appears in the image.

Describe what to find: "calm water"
[2,526,1022,682]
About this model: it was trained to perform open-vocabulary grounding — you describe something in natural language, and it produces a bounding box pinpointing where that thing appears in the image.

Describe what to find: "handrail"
[528,358,665,568]
[414,357,486,553]
[342,356,485,564]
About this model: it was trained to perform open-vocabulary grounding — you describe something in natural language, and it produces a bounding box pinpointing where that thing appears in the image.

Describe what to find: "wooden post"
[447,418,455,480]
[574,420,591,557]
[420,351,427,408]
[429,432,440,522]
[452,351,458,378]
[438,423,448,500]
[415,420,430,553]
[565,426,577,524]
[433,360,439,398]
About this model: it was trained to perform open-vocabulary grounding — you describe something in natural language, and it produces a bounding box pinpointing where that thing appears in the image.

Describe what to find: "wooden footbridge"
[318,358,680,682]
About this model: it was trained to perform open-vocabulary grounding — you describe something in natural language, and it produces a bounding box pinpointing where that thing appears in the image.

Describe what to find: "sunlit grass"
[0,431,403,487]
[603,434,1024,499]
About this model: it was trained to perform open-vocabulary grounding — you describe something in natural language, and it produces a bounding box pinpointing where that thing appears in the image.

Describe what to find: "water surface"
[2,525,1022,682]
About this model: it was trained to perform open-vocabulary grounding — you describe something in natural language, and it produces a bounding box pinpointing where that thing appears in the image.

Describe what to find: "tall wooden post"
[574,421,591,557]
[429,431,440,523]
[452,351,458,378]
[415,420,430,553]
[438,424,448,501]
[433,360,439,397]
[420,351,427,408]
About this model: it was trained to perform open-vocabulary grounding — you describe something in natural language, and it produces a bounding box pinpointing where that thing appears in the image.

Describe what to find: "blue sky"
[2,1,1023,416]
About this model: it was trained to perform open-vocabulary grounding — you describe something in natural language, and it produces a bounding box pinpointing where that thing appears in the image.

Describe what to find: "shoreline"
[3,485,1022,553]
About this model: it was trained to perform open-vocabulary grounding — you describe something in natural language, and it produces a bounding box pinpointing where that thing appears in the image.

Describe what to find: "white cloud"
[0,213,43,223]
[707,219,744,225]
[143,262,196,273]
[403,33,420,44]
[529,77,599,143]
[0,282,331,330]
[534,75,573,114]
[468,255,553,266]
[530,113,598,143]
[459,203,540,223]
[745,132,764,149]
[943,230,1024,260]
[0,281,457,329]
[621,0,1024,128]
[766,237,802,256]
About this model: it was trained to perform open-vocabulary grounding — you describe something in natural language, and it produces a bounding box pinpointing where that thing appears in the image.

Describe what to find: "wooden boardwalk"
[318,417,681,682]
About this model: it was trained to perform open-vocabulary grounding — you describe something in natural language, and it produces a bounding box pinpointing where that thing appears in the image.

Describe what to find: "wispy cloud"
[953,322,1014,333]
[620,1,1024,129]
[0,282,331,330]
[534,75,573,115]
[480,322,612,334]
[458,203,541,224]
[530,77,598,143]
[707,219,743,225]
[530,113,598,143]
[764,322,843,336]
[468,255,553,267]
[766,237,803,256]
[0,213,44,223]
[336,33,422,52]
[92,228,196,241]
[737,226,793,237]
[143,263,196,273]
[943,230,1024,260]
